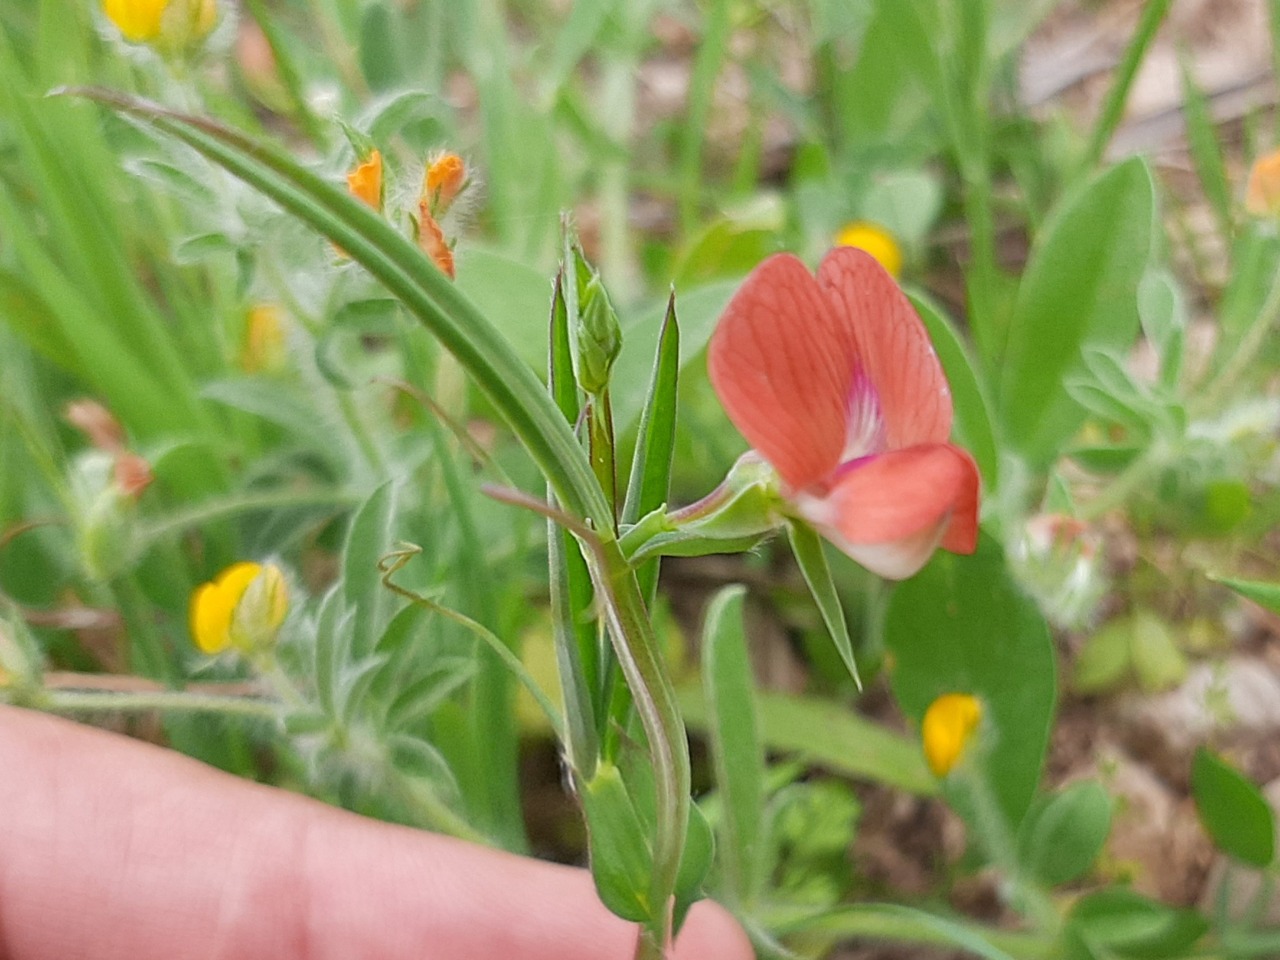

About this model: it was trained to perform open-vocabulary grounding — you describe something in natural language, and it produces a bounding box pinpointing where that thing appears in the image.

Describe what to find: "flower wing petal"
[817,247,952,449]
[709,253,856,490]
[795,444,979,579]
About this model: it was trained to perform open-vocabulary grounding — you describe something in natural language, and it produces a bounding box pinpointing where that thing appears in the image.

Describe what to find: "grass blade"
[701,584,766,907]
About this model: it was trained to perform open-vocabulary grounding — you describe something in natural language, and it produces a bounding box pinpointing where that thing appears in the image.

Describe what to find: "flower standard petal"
[816,247,953,450]
[795,444,980,579]
[708,254,859,491]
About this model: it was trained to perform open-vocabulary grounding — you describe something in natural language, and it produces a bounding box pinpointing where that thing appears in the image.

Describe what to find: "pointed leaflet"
[622,293,679,605]
[1212,575,1280,615]
[344,481,398,657]
[701,585,765,906]
[708,253,853,490]
[1192,747,1275,867]
[548,270,600,772]
[817,247,953,449]
[786,521,862,689]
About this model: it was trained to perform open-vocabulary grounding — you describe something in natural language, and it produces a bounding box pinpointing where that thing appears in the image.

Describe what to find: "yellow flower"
[347,149,384,212]
[190,562,288,655]
[1246,148,1280,217]
[423,152,467,216]
[922,693,982,777]
[240,304,287,374]
[835,221,903,279]
[103,0,215,48]
[103,0,170,42]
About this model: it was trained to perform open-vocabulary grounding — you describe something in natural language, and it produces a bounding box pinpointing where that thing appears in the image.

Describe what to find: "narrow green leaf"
[623,293,679,526]
[773,902,1023,960]
[1081,0,1174,167]
[885,535,1056,824]
[622,293,679,604]
[701,585,766,906]
[1212,574,1280,614]
[1137,270,1186,388]
[1178,49,1234,242]
[343,482,398,657]
[786,522,861,689]
[999,158,1155,464]
[674,802,715,931]
[910,291,999,491]
[676,0,733,232]
[677,689,936,796]
[1192,747,1276,867]
[1018,781,1112,886]
[548,270,600,773]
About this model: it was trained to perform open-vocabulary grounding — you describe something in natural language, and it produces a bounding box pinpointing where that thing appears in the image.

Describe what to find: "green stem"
[140,487,360,544]
[1197,266,1280,412]
[37,688,277,718]
[964,764,1058,935]
[587,537,689,957]
[386,766,494,846]
[1078,442,1168,521]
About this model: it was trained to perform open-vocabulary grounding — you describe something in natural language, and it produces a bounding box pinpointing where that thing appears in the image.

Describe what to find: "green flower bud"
[574,272,622,396]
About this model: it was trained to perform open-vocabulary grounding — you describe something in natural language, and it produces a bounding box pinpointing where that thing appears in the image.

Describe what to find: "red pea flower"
[708,247,980,579]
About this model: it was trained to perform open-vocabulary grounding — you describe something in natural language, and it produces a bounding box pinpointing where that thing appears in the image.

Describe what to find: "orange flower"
[1246,147,1280,216]
[347,149,383,212]
[708,248,979,579]
[113,452,154,500]
[65,399,126,453]
[417,204,455,279]
[424,152,466,216]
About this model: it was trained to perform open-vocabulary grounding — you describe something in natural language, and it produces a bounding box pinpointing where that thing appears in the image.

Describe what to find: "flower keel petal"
[795,444,980,579]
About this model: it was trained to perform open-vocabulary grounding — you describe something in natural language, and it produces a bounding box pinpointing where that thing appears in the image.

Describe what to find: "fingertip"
[673,900,755,960]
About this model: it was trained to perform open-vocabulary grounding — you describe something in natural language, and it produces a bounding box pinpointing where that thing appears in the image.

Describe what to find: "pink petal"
[709,254,859,490]
[793,444,980,579]
[816,247,953,449]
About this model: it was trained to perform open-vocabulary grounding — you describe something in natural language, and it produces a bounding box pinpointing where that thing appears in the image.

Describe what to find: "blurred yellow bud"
[347,149,383,212]
[103,0,169,42]
[922,693,982,777]
[423,152,466,216]
[1246,148,1280,217]
[104,0,215,50]
[190,562,288,655]
[835,221,903,278]
[240,304,287,374]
